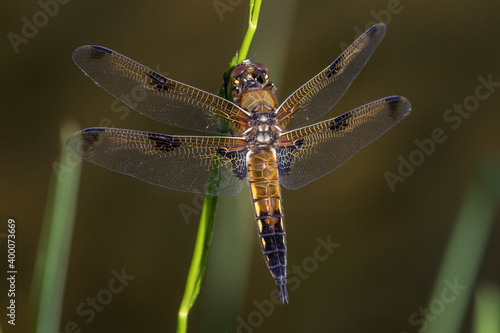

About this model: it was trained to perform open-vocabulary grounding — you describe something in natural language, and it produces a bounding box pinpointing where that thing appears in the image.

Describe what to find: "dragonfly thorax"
[244,113,281,149]
[245,126,280,148]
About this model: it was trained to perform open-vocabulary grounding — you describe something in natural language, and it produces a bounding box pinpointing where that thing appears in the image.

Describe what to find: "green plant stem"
[32,121,81,333]
[235,0,262,65]
[474,282,500,333]
[177,195,218,333]
[176,1,262,332]
[425,162,499,333]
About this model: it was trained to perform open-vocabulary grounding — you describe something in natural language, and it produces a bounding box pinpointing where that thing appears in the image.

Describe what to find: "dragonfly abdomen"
[247,149,288,303]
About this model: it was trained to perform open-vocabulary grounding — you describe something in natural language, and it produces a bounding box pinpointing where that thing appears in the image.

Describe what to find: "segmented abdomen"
[247,149,288,303]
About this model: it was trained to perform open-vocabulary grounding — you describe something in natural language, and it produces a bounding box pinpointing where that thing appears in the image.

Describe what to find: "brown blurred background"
[1,0,499,332]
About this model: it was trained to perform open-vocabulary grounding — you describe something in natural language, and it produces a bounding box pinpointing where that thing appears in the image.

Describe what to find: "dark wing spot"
[215,148,227,156]
[366,23,381,36]
[81,128,107,152]
[83,127,106,134]
[217,149,248,180]
[329,113,352,131]
[277,138,304,176]
[294,138,304,149]
[89,45,112,59]
[327,23,384,79]
[228,150,248,180]
[147,72,172,92]
[277,146,294,176]
[326,61,340,78]
[147,133,180,152]
[385,96,402,118]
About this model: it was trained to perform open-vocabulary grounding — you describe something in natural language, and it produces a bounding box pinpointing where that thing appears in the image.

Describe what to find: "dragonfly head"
[230,60,273,99]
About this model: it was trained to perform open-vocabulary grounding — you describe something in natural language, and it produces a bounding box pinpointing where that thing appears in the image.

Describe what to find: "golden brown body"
[234,73,289,302]
[247,149,287,300]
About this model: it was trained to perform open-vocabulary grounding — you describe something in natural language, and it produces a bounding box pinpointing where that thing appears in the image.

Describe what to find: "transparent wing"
[72,45,250,135]
[278,96,411,189]
[277,23,386,130]
[66,128,249,196]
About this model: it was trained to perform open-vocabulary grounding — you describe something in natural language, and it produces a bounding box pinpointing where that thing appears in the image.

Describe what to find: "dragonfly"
[67,22,411,304]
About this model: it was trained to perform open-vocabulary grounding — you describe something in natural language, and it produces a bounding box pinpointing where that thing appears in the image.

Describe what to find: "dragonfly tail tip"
[278,283,289,304]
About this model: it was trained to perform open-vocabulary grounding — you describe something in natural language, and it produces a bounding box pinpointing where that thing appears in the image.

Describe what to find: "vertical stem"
[425,162,500,333]
[176,1,262,332]
[32,121,82,333]
[236,0,262,64]
[177,194,218,333]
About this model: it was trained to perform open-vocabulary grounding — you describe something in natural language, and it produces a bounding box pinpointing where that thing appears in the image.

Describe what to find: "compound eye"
[253,63,268,73]
[231,65,246,81]
[253,63,269,83]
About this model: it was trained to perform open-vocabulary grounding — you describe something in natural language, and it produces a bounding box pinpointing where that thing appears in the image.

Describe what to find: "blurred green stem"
[176,1,262,332]
[474,282,500,333]
[425,161,500,333]
[32,121,81,333]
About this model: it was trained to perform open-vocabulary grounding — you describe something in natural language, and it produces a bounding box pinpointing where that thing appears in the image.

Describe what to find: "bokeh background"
[1,0,499,332]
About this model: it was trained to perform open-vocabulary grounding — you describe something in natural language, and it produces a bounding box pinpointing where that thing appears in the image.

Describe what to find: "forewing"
[72,46,250,135]
[277,23,386,130]
[278,96,411,189]
[66,128,249,196]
